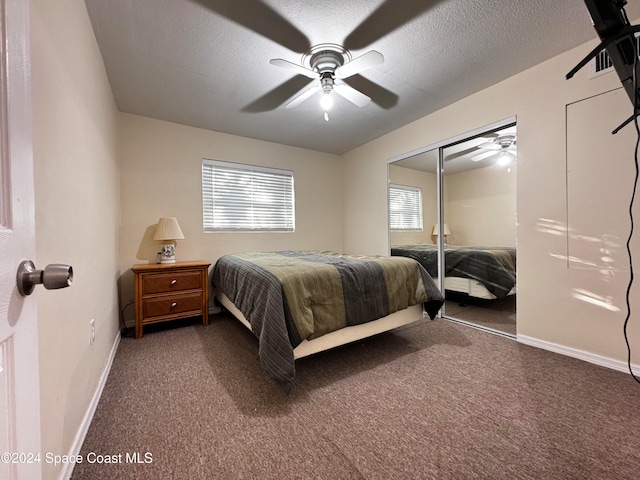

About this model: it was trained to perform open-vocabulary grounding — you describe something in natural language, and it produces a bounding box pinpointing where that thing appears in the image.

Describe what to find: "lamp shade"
[153,217,185,241]
[432,224,452,236]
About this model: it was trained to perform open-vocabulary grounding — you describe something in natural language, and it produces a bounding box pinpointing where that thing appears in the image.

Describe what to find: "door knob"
[17,260,73,296]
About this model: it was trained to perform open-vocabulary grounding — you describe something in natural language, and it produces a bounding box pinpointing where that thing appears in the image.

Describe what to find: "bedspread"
[391,244,516,299]
[213,251,443,392]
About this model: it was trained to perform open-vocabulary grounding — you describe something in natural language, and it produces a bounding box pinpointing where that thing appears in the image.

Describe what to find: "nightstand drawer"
[141,270,203,295]
[142,292,204,319]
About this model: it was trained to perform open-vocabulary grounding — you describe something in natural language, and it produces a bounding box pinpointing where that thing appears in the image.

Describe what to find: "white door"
[0,0,42,479]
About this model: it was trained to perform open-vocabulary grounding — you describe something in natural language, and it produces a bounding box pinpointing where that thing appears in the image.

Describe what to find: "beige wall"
[446,165,517,247]
[118,114,343,321]
[31,0,121,478]
[342,37,640,365]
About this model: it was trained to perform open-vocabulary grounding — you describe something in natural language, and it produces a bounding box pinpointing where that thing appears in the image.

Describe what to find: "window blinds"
[389,184,422,231]
[202,160,295,231]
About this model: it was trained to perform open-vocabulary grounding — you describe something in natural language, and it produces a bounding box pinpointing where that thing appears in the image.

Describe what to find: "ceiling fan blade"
[476,142,501,150]
[335,51,384,79]
[334,82,371,107]
[284,85,321,109]
[269,59,317,79]
[191,0,310,53]
[344,0,438,50]
[343,75,398,109]
[444,146,483,162]
[471,151,498,162]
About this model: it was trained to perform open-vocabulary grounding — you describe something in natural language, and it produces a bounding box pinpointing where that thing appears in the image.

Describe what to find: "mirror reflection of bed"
[388,121,517,337]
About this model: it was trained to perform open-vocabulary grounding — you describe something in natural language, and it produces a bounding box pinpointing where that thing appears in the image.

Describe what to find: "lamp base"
[159,242,176,264]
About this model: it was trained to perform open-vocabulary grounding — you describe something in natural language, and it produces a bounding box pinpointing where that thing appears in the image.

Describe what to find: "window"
[389,184,422,231]
[202,160,295,231]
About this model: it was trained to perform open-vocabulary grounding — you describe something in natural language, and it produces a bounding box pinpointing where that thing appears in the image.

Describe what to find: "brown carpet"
[71,313,640,480]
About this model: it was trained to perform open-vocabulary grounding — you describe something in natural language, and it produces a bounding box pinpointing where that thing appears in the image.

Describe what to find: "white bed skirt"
[216,291,426,359]
[436,277,516,300]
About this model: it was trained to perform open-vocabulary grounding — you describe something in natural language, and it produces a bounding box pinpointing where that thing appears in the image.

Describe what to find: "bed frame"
[437,276,516,300]
[217,291,426,359]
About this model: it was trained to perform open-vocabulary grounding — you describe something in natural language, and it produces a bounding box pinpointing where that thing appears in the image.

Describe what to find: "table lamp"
[153,217,185,263]
[432,223,452,244]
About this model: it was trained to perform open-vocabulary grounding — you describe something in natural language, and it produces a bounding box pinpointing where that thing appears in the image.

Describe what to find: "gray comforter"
[213,251,443,392]
[391,244,516,299]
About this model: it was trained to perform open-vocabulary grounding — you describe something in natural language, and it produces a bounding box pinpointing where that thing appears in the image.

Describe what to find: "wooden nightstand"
[131,261,211,339]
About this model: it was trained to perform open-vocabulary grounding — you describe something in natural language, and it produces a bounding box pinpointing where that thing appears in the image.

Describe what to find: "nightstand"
[131,261,211,339]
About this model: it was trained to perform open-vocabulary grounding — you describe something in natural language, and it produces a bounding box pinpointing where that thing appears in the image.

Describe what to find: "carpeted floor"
[71,313,640,480]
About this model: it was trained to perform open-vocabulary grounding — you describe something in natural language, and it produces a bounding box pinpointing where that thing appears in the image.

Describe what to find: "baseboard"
[517,334,640,375]
[60,331,121,480]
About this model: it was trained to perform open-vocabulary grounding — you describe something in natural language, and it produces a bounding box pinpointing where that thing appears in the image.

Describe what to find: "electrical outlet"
[90,319,95,345]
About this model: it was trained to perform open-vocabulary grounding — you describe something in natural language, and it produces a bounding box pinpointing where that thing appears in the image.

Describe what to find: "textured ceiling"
[84,0,640,155]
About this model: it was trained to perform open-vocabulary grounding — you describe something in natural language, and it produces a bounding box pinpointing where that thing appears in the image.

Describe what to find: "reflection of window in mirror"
[389,159,437,247]
[389,184,422,231]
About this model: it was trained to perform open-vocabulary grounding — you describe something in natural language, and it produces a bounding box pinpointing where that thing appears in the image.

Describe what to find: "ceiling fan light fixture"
[497,154,510,167]
[320,92,334,110]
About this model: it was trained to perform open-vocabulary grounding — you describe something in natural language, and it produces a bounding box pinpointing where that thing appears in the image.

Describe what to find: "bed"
[391,244,516,300]
[213,250,444,392]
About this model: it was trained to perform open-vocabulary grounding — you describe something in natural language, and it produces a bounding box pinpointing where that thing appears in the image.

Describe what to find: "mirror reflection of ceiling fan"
[442,132,517,166]
[470,134,517,162]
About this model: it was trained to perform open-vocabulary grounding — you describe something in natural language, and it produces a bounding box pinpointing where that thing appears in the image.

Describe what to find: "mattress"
[213,250,444,392]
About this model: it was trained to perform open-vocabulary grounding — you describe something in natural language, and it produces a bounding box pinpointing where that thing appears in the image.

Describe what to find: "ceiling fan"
[269,45,384,114]
[191,0,436,113]
[470,134,517,162]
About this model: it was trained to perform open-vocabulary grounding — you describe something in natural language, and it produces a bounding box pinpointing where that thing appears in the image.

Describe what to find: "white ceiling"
[84,0,640,155]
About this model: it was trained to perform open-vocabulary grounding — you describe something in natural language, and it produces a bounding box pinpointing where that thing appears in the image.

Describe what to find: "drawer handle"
[171,302,177,308]
[170,279,177,285]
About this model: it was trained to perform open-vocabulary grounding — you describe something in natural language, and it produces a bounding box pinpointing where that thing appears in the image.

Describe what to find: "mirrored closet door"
[388,119,517,337]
